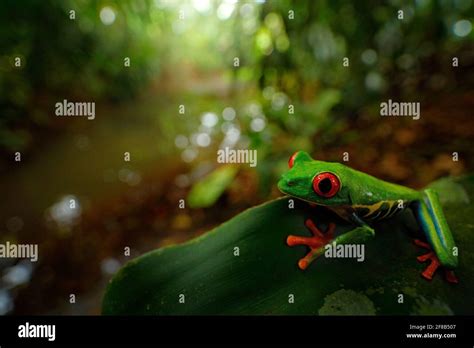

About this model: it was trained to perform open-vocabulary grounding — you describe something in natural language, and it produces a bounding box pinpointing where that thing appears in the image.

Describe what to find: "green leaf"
[187,164,240,208]
[102,175,474,315]
[312,89,341,117]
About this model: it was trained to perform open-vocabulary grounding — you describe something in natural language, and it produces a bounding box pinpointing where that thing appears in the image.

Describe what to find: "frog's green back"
[346,165,421,205]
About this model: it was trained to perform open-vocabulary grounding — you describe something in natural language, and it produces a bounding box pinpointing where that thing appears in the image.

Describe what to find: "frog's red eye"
[312,172,340,198]
[288,151,299,168]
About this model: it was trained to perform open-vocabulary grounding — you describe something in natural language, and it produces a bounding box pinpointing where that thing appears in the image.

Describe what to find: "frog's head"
[278,151,351,206]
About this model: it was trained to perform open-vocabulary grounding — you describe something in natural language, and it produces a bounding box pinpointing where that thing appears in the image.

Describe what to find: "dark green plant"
[103,175,474,315]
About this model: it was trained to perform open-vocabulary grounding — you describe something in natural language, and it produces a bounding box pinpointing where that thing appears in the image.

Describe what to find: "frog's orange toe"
[413,239,431,249]
[298,259,309,270]
[417,251,440,280]
[445,270,459,284]
[287,219,335,270]
[287,235,312,247]
[413,238,458,284]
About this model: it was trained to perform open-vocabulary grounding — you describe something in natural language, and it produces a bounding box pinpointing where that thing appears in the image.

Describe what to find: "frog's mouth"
[277,178,305,201]
[277,177,292,195]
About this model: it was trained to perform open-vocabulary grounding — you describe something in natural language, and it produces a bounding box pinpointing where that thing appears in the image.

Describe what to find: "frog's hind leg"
[412,189,459,283]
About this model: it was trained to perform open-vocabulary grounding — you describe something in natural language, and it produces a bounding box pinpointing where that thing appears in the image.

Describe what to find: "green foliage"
[102,175,474,315]
[0,0,163,151]
[260,0,473,104]
[1,0,472,194]
[187,164,240,208]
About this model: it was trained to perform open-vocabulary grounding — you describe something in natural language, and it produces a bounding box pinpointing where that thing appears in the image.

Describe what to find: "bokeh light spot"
[100,7,116,25]
[453,19,472,37]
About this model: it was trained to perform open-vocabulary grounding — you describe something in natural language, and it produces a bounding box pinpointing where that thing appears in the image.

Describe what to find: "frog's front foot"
[413,239,458,284]
[287,219,336,270]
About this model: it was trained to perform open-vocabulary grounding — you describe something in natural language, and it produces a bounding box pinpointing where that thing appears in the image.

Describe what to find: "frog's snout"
[278,176,295,193]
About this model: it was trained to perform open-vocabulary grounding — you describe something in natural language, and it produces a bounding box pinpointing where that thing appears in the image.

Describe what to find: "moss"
[318,289,376,315]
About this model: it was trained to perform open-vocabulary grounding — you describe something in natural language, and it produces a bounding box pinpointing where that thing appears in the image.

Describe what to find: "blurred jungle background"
[0,0,473,314]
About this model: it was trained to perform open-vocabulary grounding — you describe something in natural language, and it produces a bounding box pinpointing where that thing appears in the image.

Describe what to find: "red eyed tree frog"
[278,151,459,283]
